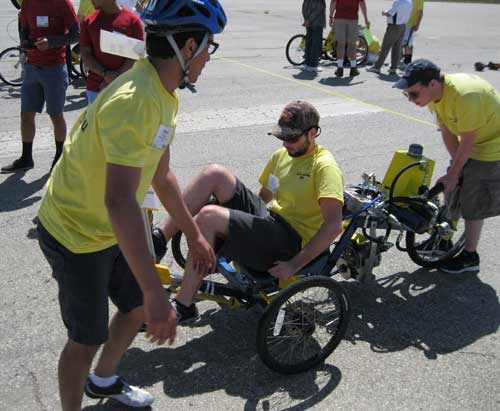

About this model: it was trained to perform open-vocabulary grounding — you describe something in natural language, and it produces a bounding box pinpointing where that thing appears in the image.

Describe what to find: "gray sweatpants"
[374,24,406,70]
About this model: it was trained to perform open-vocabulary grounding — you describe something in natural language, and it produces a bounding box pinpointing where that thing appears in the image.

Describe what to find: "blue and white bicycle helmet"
[142,0,227,34]
[141,0,227,91]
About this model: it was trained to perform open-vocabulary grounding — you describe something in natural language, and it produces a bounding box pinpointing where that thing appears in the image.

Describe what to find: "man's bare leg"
[93,306,144,378]
[175,205,231,307]
[59,339,99,411]
[158,164,237,241]
[464,219,483,252]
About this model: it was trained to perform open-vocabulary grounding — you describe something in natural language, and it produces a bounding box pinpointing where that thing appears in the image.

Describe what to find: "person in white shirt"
[366,0,412,75]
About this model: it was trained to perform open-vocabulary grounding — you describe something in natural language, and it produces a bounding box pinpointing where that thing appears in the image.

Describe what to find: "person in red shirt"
[329,0,370,78]
[1,0,79,174]
[80,0,144,104]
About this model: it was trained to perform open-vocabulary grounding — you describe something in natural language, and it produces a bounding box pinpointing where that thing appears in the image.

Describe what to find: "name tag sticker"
[36,16,49,27]
[152,125,172,149]
[268,174,279,193]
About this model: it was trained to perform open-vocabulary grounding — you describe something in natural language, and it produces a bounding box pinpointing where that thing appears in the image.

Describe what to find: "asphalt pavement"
[0,1,499,410]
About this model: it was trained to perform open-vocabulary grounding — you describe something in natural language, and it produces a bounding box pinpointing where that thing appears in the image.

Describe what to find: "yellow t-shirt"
[407,0,424,27]
[258,145,344,247]
[39,58,178,253]
[77,0,95,17]
[428,73,500,162]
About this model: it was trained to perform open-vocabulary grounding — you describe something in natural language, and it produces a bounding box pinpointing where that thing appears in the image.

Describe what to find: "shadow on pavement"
[81,267,499,410]
[0,170,48,212]
[343,268,500,358]
[0,83,22,99]
[83,306,342,410]
[64,92,88,112]
[318,77,364,87]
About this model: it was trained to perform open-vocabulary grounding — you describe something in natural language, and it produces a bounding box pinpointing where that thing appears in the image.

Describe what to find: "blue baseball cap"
[393,59,441,89]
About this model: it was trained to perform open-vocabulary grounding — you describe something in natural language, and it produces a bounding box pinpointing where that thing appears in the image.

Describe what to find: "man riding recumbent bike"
[149,144,463,374]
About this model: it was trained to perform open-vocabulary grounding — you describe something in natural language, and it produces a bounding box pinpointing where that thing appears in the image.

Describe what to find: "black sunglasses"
[403,90,420,100]
[208,40,219,55]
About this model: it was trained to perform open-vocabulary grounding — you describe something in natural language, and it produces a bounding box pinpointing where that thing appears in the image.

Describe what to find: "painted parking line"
[220,57,435,128]
[0,98,383,157]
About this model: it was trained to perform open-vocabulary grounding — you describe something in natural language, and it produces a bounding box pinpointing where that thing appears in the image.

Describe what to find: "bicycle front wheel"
[0,47,25,87]
[256,276,350,374]
[285,34,306,66]
[406,205,465,268]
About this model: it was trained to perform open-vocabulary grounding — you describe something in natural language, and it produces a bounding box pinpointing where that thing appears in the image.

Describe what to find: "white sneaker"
[85,377,154,408]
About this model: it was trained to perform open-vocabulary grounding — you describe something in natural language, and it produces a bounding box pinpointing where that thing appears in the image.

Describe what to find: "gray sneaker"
[85,377,154,408]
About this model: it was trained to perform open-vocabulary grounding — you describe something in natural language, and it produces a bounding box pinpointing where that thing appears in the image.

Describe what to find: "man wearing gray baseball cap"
[395,58,500,274]
[152,101,345,320]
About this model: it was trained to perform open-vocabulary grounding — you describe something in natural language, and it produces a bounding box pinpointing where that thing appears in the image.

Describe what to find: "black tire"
[285,34,306,66]
[256,276,350,374]
[80,56,89,80]
[406,205,465,268]
[0,46,25,87]
[171,230,187,269]
[10,0,20,10]
[69,43,84,78]
[355,35,368,65]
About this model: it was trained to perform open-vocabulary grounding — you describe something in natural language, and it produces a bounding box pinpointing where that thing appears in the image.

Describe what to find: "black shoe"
[85,376,154,407]
[1,157,34,174]
[152,227,167,263]
[335,67,344,77]
[440,250,480,274]
[349,67,360,77]
[172,298,200,325]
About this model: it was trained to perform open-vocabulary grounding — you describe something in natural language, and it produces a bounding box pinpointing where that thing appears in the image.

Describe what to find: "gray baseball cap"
[269,100,320,141]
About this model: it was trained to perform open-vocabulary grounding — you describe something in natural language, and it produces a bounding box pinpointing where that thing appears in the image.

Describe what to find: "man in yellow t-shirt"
[36,1,227,410]
[153,101,344,312]
[402,0,424,67]
[395,59,500,275]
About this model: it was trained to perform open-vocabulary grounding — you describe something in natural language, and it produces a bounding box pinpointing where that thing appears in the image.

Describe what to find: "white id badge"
[268,174,279,193]
[36,16,49,28]
[152,125,172,149]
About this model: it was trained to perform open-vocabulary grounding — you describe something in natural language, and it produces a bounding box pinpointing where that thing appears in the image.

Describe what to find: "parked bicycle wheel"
[406,205,465,268]
[68,43,86,79]
[355,35,368,65]
[10,0,21,10]
[0,46,25,87]
[285,34,306,66]
[256,276,349,374]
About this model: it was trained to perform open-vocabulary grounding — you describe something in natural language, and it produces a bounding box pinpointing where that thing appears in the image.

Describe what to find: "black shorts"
[37,223,143,345]
[216,179,302,272]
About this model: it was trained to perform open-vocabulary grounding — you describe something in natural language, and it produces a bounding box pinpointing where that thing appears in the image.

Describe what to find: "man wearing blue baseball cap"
[394,59,500,274]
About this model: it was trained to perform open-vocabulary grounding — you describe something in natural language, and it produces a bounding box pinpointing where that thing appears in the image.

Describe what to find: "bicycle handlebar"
[427,182,444,199]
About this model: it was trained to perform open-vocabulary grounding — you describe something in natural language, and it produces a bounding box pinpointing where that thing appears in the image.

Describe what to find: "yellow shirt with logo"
[258,145,344,247]
[39,58,178,253]
[428,73,500,162]
[77,0,95,17]
[407,0,424,27]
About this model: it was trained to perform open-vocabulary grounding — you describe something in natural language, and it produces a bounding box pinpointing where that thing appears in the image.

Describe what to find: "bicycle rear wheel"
[0,46,25,87]
[256,276,350,374]
[285,34,306,66]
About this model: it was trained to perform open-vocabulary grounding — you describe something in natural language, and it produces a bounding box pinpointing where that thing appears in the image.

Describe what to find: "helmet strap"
[165,32,209,93]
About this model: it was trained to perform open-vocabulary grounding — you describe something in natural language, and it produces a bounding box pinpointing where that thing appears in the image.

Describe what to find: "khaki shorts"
[449,159,500,220]
[334,19,358,43]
